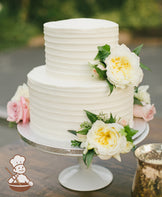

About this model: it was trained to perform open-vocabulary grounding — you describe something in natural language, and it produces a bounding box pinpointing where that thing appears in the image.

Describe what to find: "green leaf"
[134,86,138,93]
[84,110,98,124]
[132,44,150,71]
[119,128,127,136]
[106,79,115,94]
[83,149,96,168]
[100,61,107,68]
[71,140,81,147]
[131,145,137,152]
[68,130,77,135]
[95,44,111,62]
[133,44,143,56]
[105,113,116,123]
[140,63,151,71]
[94,65,107,80]
[8,121,17,128]
[124,125,138,142]
[109,113,116,123]
[77,128,89,135]
[134,97,143,106]
[94,65,115,94]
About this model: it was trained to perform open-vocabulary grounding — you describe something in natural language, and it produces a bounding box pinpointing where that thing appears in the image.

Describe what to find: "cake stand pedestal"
[58,157,113,191]
[17,118,149,191]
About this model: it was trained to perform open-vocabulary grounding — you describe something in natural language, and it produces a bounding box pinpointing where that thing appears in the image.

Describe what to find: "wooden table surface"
[0,118,161,197]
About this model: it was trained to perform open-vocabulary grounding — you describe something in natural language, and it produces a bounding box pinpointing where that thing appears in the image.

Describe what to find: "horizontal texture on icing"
[44,18,119,80]
[28,66,134,143]
[27,18,134,145]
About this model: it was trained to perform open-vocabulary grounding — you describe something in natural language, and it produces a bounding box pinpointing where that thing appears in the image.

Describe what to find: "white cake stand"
[17,118,149,191]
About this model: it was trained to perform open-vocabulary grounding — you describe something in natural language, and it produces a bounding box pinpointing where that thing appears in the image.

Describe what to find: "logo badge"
[6,154,33,192]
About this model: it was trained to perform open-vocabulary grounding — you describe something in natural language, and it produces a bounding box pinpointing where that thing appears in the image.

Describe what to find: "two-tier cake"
[27,18,134,146]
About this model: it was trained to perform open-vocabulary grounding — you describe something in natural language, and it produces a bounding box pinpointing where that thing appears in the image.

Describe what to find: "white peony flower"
[11,83,29,102]
[134,85,151,104]
[83,120,128,161]
[106,44,143,88]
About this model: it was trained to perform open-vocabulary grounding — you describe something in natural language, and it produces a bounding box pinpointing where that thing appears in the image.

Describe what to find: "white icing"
[27,18,134,143]
[44,18,118,80]
[28,66,134,142]
[44,18,118,30]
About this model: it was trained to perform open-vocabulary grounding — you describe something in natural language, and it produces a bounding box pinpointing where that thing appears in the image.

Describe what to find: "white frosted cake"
[27,18,134,146]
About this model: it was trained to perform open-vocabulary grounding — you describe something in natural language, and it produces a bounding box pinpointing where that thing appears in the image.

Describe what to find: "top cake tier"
[44,18,119,81]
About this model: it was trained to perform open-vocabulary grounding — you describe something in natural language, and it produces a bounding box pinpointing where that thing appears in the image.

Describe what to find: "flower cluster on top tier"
[89,43,156,122]
[69,110,138,167]
[7,84,30,125]
[90,43,149,93]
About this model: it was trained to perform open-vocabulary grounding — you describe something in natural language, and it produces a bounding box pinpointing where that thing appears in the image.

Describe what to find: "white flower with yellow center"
[83,120,128,161]
[134,85,151,104]
[106,44,143,88]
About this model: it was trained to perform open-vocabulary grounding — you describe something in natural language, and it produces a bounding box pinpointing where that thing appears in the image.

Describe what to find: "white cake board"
[17,118,149,191]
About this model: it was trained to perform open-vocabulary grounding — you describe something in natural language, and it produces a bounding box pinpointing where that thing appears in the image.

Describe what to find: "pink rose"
[20,97,30,124]
[7,97,30,124]
[7,101,23,123]
[133,104,156,122]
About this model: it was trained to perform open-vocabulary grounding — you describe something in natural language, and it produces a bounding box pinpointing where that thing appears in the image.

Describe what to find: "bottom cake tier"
[27,65,134,143]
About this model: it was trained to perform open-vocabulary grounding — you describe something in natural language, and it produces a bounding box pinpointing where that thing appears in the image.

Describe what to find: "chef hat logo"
[10,155,25,168]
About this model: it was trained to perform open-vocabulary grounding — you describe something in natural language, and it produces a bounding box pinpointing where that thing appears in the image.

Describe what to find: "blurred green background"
[0,0,162,51]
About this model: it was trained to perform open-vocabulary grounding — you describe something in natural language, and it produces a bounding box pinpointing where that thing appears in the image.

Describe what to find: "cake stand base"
[58,158,113,191]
